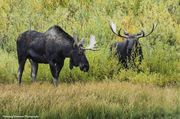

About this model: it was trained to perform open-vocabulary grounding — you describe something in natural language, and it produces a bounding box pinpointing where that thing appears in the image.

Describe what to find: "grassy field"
[0,0,180,118]
[0,82,179,119]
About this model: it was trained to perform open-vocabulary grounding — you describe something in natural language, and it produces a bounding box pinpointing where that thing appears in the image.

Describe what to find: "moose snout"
[79,64,89,72]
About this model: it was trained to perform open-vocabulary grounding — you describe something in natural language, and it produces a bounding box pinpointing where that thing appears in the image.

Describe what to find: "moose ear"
[73,33,78,47]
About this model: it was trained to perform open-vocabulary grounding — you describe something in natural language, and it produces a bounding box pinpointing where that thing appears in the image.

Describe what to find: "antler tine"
[110,22,118,34]
[110,21,127,39]
[123,28,129,36]
[118,28,129,38]
[137,23,158,38]
[84,35,99,51]
[145,23,158,37]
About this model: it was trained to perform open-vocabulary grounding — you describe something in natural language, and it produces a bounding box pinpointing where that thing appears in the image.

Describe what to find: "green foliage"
[0,0,180,86]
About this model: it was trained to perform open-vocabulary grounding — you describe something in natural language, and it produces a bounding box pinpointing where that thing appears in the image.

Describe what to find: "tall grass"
[0,46,179,86]
[0,82,179,118]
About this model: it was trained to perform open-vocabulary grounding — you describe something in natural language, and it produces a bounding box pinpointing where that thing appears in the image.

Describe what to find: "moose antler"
[110,22,128,39]
[137,23,158,38]
[74,34,98,51]
[83,35,99,51]
[124,28,129,36]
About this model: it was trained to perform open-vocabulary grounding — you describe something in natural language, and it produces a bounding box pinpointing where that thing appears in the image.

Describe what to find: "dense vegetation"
[0,0,180,118]
[0,82,179,119]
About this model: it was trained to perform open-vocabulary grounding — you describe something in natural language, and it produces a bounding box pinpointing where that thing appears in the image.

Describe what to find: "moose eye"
[78,48,85,55]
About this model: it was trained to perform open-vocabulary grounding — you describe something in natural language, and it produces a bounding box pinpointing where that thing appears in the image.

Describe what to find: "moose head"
[70,34,98,72]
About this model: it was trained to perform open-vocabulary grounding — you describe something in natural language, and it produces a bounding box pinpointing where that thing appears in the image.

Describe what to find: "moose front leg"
[138,46,143,65]
[134,46,144,72]
[49,61,64,86]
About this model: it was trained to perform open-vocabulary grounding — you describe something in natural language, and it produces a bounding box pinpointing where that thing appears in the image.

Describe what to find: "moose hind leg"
[17,58,26,84]
[29,59,38,82]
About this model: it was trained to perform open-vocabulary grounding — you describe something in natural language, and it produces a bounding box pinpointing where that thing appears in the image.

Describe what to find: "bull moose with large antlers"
[16,25,97,85]
[110,22,157,69]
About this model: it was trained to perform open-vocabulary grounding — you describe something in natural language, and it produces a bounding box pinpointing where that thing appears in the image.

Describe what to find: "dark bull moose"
[110,22,157,69]
[16,25,97,85]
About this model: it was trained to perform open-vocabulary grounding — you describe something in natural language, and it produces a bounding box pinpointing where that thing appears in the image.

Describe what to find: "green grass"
[0,82,179,119]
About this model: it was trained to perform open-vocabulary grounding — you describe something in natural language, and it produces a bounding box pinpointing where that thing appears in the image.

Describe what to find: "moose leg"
[49,61,64,86]
[29,59,38,82]
[123,60,128,69]
[138,47,143,65]
[132,48,143,72]
[49,64,57,86]
[121,58,128,69]
[17,57,26,84]
[56,63,64,83]
[132,59,137,69]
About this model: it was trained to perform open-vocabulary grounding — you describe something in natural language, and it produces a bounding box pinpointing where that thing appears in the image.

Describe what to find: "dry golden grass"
[0,82,179,118]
